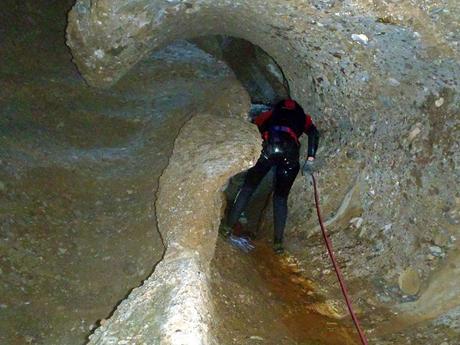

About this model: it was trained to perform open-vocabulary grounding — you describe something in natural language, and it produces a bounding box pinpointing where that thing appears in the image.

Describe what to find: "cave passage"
[0,21,357,343]
[175,36,360,344]
[3,1,460,344]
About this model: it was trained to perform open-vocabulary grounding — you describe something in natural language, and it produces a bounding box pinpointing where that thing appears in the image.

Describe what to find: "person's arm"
[304,114,319,159]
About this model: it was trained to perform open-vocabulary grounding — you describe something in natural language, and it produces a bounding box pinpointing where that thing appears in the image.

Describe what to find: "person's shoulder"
[253,109,273,126]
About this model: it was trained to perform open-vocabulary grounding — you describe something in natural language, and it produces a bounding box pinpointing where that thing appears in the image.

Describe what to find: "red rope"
[311,173,369,345]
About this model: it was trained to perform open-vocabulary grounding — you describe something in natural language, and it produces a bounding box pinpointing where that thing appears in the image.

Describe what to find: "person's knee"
[275,166,298,195]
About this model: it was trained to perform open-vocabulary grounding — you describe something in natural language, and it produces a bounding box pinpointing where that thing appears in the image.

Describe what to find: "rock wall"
[66,0,460,341]
[192,36,290,104]
[88,113,261,344]
[0,0,260,340]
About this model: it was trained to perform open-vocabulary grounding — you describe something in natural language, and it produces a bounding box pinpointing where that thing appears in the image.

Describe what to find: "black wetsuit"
[228,100,319,244]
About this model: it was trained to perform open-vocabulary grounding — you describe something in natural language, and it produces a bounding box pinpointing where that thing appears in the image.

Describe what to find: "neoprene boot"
[219,223,233,238]
[273,240,284,254]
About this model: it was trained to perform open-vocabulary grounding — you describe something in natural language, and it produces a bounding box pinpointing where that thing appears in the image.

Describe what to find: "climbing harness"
[310,173,369,345]
[267,125,300,145]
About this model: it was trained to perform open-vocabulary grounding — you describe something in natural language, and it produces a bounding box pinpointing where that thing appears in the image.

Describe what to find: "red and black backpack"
[261,100,306,145]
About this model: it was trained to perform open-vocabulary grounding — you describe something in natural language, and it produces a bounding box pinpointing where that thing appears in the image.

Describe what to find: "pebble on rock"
[388,78,401,86]
[435,97,444,107]
[249,336,264,341]
[408,124,422,142]
[351,33,369,45]
[350,217,364,229]
[429,246,443,257]
[398,267,421,295]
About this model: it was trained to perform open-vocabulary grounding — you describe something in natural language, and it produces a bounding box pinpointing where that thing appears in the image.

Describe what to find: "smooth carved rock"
[88,113,261,344]
[66,0,322,98]
[399,252,460,322]
[66,0,460,340]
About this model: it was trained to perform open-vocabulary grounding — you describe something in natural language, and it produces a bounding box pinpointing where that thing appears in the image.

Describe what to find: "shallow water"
[211,237,360,345]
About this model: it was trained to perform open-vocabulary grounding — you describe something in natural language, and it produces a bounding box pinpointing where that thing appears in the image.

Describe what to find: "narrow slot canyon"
[1,1,459,345]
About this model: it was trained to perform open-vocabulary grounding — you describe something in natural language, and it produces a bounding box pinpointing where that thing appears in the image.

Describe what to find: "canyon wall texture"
[65,0,458,343]
[0,1,260,342]
[88,113,261,344]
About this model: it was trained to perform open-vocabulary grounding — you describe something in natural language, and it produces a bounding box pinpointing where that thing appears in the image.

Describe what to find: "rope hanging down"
[310,173,369,345]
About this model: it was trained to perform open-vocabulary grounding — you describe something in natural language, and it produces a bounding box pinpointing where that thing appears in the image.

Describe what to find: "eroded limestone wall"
[88,113,261,344]
[67,0,460,341]
[0,1,261,340]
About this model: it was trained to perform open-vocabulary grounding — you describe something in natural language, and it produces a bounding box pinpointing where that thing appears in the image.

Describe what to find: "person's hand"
[302,157,316,175]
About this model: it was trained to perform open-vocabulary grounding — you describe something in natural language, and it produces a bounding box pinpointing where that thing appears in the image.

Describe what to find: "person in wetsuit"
[223,99,320,254]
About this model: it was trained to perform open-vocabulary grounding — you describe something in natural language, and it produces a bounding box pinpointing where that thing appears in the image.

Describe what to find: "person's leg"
[273,158,300,250]
[227,154,272,228]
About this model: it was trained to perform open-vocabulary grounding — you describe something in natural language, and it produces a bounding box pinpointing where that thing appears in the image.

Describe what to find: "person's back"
[261,100,306,138]
[261,100,306,163]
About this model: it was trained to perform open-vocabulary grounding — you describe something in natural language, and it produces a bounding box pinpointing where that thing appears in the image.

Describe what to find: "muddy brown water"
[252,243,359,345]
[211,237,360,345]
